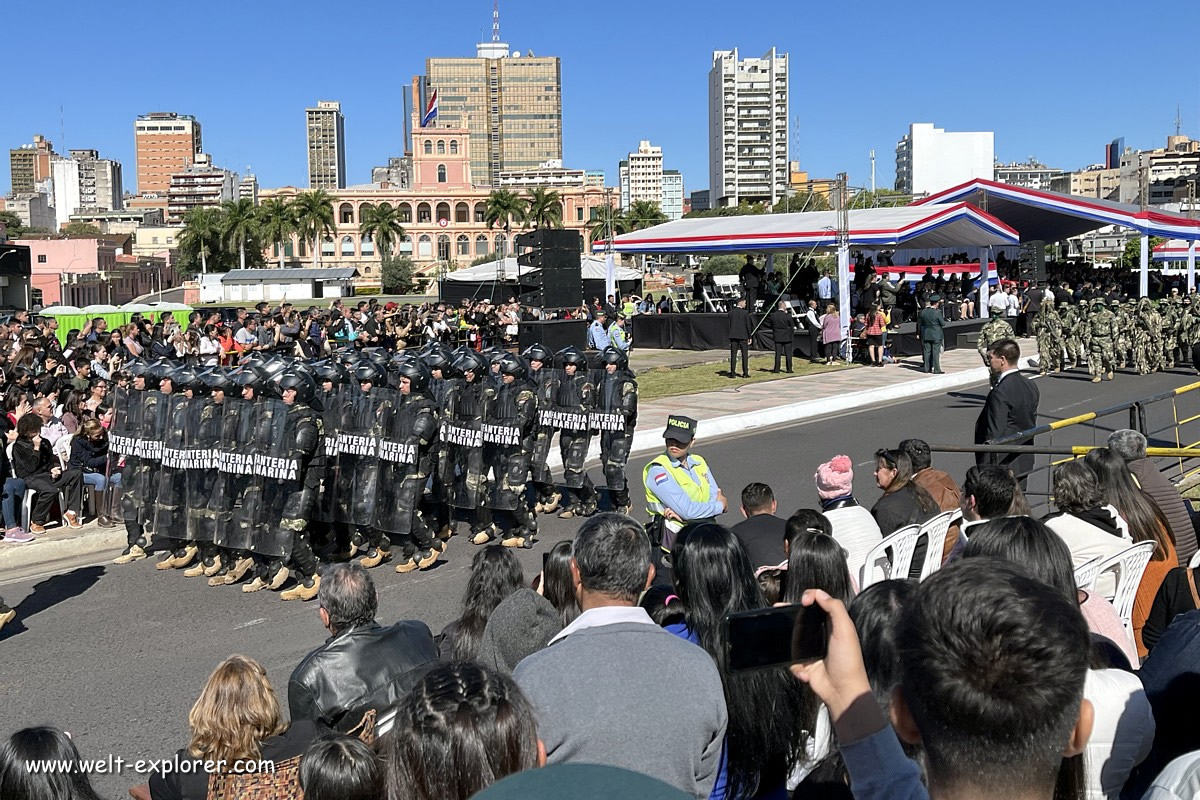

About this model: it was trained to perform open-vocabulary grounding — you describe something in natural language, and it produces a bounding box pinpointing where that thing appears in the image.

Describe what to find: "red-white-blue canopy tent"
[1153,239,1200,263]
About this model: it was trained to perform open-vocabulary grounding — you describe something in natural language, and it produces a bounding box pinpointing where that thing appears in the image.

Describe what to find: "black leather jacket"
[287,620,438,732]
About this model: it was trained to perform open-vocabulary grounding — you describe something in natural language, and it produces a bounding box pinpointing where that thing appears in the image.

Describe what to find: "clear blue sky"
[3,0,1198,198]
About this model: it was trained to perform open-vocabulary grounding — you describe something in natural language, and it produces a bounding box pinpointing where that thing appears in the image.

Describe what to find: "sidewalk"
[0,339,1032,577]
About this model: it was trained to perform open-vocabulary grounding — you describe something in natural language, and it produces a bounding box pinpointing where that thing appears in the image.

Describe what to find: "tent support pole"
[837,244,850,359]
[1189,241,1197,294]
[1140,234,1149,298]
[978,246,990,318]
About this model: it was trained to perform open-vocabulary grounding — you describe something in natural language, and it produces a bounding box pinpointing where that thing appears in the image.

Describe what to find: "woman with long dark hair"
[671,523,809,799]
[0,726,103,800]
[382,661,540,800]
[781,513,854,606]
[1084,447,1177,656]
[870,448,941,579]
[539,540,580,627]
[439,545,525,661]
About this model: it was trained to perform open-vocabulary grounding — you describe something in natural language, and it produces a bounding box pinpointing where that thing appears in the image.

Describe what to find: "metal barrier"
[932,381,1200,516]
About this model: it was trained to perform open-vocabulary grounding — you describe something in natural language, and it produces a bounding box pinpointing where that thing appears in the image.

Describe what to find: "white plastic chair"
[1073,555,1105,591]
[7,441,67,533]
[1093,541,1156,638]
[916,509,962,581]
[859,524,921,590]
[1188,549,1200,569]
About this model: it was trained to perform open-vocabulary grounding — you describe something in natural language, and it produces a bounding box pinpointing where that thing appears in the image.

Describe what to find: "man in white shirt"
[1005,287,1020,318]
[988,287,1009,315]
[817,273,833,302]
[33,397,69,446]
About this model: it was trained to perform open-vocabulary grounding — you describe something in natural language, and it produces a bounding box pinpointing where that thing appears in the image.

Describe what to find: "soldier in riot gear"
[190,368,234,579]
[375,358,442,572]
[549,347,597,519]
[274,370,326,601]
[175,368,223,578]
[522,344,557,513]
[153,366,199,570]
[338,361,391,568]
[443,349,490,541]
[481,353,539,548]
[111,360,156,565]
[594,346,638,514]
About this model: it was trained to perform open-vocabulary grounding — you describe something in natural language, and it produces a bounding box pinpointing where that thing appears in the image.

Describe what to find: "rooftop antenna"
[1176,104,1183,136]
[492,0,501,42]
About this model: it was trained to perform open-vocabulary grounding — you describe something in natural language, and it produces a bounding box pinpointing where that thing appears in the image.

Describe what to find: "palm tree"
[256,197,298,269]
[626,199,668,232]
[179,206,224,274]
[220,198,259,269]
[524,188,563,229]
[589,204,629,246]
[484,189,526,257]
[292,189,335,267]
[359,201,406,268]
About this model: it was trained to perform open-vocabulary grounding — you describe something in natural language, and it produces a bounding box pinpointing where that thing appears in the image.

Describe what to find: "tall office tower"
[306,100,347,189]
[134,112,202,194]
[708,47,789,207]
[425,8,562,187]
[9,134,56,195]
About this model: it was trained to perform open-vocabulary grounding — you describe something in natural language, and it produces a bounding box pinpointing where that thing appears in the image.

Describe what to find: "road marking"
[233,618,268,630]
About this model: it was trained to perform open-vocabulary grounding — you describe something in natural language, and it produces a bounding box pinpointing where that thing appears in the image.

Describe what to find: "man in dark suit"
[974,338,1039,487]
[768,300,794,373]
[738,255,762,311]
[727,295,753,378]
[730,482,788,569]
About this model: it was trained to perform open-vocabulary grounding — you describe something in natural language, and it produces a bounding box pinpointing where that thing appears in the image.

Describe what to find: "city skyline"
[2,0,1198,202]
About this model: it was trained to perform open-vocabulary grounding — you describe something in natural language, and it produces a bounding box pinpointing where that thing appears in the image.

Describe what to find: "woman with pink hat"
[814,455,882,585]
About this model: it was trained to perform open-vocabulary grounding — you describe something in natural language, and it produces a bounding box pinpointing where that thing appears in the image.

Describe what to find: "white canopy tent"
[444,256,641,283]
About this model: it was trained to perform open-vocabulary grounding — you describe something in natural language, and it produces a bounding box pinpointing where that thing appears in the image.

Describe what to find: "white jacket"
[1044,508,1131,599]
[823,504,883,587]
[1084,668,1154,800]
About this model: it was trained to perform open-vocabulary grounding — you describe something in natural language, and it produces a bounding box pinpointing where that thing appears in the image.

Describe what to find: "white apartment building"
[496,160,587,189]
[993,158,1062,191]
[1118,136,1200,205]
[708,47,789,207]
[2,192,55,231]
[895,123,994,196]
[619,140,664,210]
[662,170,683,220]
[166,154,237,223]
[50,149,123,229]
[239,174,259,205]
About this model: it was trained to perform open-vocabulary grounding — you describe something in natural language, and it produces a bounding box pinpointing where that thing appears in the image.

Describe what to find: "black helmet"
[497,353,528,379]
[419,344,453,372]
[599,346,628,370]
[396,359,432,393]
[312,360,349,386]
[173,366,205,394]
[126,359,158,389]
[148,359,177,389]
[353,361,387,386]
[557,346,587,367]
[521,343,552,364]
[361,346,390,366]
[231,367,261,390]
[201,368,234,394]
[453,349,488,377]
[278,370,316,405]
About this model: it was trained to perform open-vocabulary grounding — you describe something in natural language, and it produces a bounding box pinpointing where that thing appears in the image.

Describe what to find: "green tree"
[381,254,417,294]
[684,201,767,219]
[292,189,335,267]
[179,206,225,274]
[588,205,630,246]
[257,197,297,269]
[524,188,563,229]
[221,197,260,269]
[484,189,527,254]
[773,192,830,213]
[470,253,498,266]
[626,199,668,231]
[359,202,407,277]
[0,211,29,238]
[62,221,102,236]
[701,254,744,275]
[1122,236,1167,268]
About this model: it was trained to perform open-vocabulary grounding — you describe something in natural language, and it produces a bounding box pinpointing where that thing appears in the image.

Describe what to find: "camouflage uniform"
[1133,298,1162,375]
[1078,300,1092,365]
[977,312,1014,385]
[1113,300,1132,368]
[1033,303,1064,374]
[1161,299,1180,368]
[1060,303,1081,368]
[1088,299,1117,383]
[1182,301,1200,373]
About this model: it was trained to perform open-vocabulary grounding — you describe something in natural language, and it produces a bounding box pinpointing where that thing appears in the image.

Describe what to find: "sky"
[3,0,1199,199]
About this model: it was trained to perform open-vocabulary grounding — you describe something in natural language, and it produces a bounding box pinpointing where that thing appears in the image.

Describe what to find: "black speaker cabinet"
[539,248,584,308]
[518,319,587,352]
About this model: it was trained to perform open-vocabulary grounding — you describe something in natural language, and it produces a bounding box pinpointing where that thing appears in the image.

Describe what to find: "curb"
[0,524,126,577]
[546,356,1034,469]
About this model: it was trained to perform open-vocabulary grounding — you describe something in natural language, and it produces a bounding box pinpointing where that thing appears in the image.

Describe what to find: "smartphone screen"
[725,604,830,673]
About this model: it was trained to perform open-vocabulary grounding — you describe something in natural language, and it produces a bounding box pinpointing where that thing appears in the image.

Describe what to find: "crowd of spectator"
[8,417,1200,800]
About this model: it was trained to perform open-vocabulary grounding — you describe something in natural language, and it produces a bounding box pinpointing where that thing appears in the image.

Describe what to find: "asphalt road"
[1,363,1197,797]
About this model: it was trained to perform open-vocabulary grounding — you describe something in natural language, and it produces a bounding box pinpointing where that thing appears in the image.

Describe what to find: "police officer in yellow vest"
[643,415,728,559]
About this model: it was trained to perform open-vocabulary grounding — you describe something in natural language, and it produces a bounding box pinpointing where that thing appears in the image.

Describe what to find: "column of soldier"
[977,295,1200,383]
[103,341,638,602]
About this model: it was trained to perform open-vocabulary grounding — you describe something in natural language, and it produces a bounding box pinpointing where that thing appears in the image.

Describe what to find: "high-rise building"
[690,189,711,212]
[135,112,202,194]
[993,158,1062,191]
[371,156,412,188]
[424,12,562,188]
[50,149,124,229]
[239,173,259,205]
[1048,166,1121,201]
[166,154,237,223]
[9,134,56,195]
[708,48,789,208]
[1106,137,1126,170]
[662,170,684,220]
[306,101,347,189]
[619,140,665,211]
[1118,135,1200,206]
[894,123,993,196]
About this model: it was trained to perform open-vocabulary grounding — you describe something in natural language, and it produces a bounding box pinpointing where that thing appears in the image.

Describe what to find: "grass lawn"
[636,355,851,401]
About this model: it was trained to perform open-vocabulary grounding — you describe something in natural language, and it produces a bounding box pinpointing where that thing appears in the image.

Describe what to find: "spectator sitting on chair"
[149,655,322,800]
[1042,460,1130,600]
[288,563,439,733]
[299,734,382,800]
[898,438,962,559]
[730,482,788,570]
[32,397,69,446]
[814,455,882,584]
[1108,428,1199,563]
[870,448,940,577]
[12,413,83,534]
[0,726,105,800]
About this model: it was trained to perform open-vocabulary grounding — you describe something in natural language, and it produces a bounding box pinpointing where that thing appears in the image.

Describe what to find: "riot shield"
[257,400,312,559]
[185,398,222,542]
[154,393,194,535]
[484,383,533,511]
[332,385,392,526]
[550,370,594,489]
[528,370,556,484]
[109,386,151,526]
[211,396,257,552]
[314,387,343,523]
[228,397,294,558]
[373,393,433,534]
[444,380,486,509]
[594,370,638,492]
